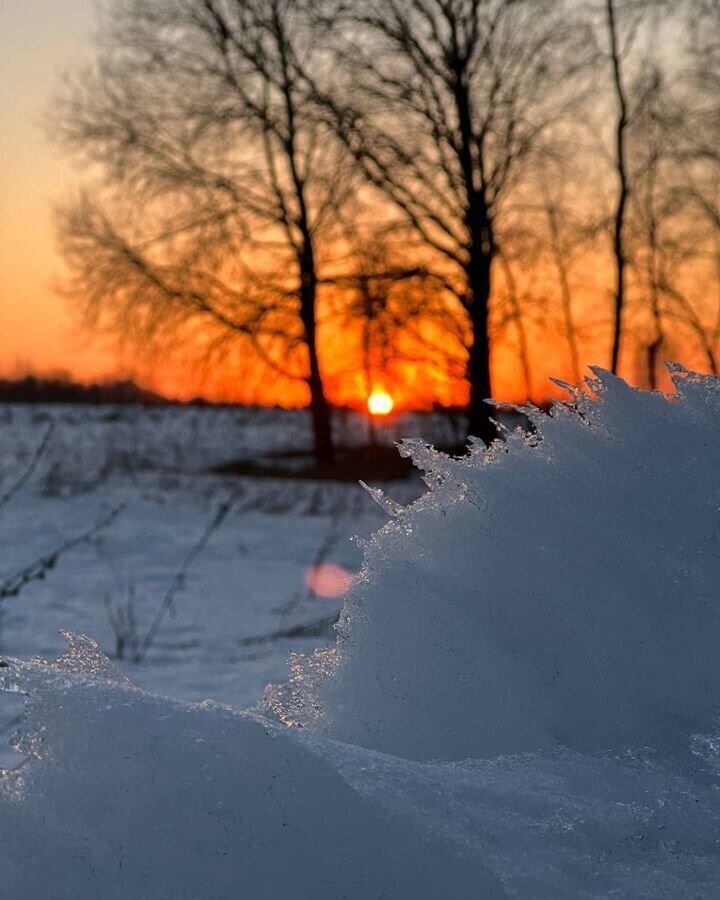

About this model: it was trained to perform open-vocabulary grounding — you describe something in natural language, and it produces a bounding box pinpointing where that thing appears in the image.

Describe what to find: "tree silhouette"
[620,22,718,385]
[314,0,590,442]
[53,0,355,464]
[603,0,632,375]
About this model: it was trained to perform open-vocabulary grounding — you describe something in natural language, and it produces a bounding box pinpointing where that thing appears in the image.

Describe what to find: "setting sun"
[367,390,394,416]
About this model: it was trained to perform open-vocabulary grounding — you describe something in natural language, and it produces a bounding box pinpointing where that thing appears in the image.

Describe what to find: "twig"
[104,587,141,661]
[0,424,53,516]
[0,504,125,601]
[0,757,30,775]
[238,612,339,646]
[134,485,244,662]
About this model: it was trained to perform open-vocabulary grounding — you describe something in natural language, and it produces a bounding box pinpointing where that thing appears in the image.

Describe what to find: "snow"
[283,367,720,761]
[1,370,719,898]
[0,404,428,720]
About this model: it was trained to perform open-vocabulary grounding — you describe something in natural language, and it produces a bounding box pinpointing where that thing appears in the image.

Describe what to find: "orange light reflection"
[305,563,352,599]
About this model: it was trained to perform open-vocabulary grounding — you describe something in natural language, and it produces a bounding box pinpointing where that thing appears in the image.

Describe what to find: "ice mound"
[2,369,720,898]
[0,640,498,899]
[275,368,720,759]
[2,636,720,899]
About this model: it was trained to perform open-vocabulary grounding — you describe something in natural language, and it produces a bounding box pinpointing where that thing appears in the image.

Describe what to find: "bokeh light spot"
[305,563,352,598]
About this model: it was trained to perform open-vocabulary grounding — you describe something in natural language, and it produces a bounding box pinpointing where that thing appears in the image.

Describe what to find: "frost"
[359,480,405,517]
[261,647,339,728]
[54,631,132,684]
[287,368,720,761]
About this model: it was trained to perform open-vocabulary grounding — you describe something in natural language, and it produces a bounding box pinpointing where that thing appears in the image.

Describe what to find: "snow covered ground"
[1,372,719,898]
[0,404,431,719]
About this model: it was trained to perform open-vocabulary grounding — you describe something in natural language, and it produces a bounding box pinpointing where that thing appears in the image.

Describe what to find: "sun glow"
[367,390,394,416]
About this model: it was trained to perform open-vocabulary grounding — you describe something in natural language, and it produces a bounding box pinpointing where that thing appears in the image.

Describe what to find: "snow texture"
[1,368,719,898]
[280,367,720,760]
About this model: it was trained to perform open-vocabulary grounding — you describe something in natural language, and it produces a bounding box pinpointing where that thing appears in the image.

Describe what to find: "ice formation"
[2,368,719,899]
[1,643,496,900]
[278,367,720,760]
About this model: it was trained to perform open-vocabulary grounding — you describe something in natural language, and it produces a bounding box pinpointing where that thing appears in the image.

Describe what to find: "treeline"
[0,376,169,406]
[50,0,720,462]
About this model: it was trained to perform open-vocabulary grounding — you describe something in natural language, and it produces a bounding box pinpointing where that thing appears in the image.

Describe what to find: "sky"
[0,0,123,382]
[0,3,710,406]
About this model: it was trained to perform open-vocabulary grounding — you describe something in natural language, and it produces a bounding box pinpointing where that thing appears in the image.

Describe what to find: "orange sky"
[0,0,540,409]
[1,2,715,410]
[0,1,127,384]
[0,1,596,408]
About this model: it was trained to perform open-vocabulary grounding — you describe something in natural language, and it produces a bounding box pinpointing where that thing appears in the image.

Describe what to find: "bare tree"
[496,251,532,400]
[313,0,590,443]
[683,0,720,231]
[625,63,673,388]
[624,39,719,387]
[682,0,720,354]
[597,0,675,376]
[342,242,400,443]
[53,0,357,465]
[341,243,399,390]
[330,238,464,423]
[539,178,584,386]
[604,0,632,374]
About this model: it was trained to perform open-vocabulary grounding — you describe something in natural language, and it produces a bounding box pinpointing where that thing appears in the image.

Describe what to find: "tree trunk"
[452,68,497,446]
[607,0,630,375]
[361,301,378,446]
[272,18,334,467]
[499,252,532,401]
[543,190,582,385]
[299,243,334,466]
[646,333,662,391]
[306,340,334,466]
[466,244,496,446]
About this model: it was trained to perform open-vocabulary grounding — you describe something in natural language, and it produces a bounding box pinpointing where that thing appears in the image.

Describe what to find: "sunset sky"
[1,2,714,409]
[0,1,488,405]
[0,0,464,404]
[0,1,125,383]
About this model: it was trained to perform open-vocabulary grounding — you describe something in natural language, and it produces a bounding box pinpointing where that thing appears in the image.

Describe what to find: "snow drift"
[271,367,720,760]
[2,368,720,898]
[0,640,494,900]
